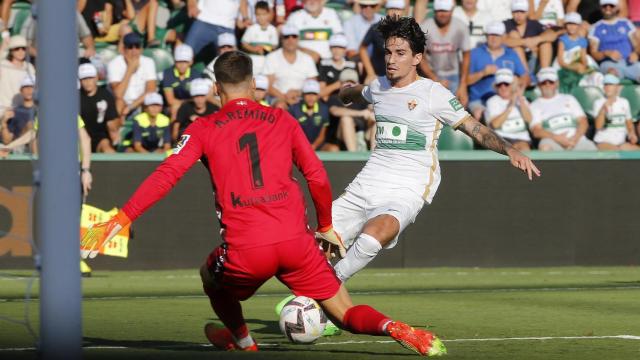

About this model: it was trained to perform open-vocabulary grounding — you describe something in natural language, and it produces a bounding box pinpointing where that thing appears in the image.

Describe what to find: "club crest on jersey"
[407,99,418,111]
[173,135,190,154]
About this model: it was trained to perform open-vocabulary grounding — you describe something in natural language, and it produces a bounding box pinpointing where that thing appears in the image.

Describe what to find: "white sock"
[234,334,255,349]
[334,233,382,282]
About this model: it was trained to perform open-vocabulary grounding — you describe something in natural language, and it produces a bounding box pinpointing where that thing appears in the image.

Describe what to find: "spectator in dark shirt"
[79,0,135,42]
[503,0,560,77]
[318,33,358,101]
[360,0,405,84]
[79,63,119,153]
[288,79,329,150]
[131,93,171,153]
[162,44,202,121]
[326,68,375,152]
[0,76,36,153]
[173,78,218,142]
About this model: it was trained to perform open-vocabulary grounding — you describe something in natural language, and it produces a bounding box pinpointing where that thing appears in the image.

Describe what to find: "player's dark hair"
[377,16,427,55]
[214,51,253,85]
[255,1,270,12]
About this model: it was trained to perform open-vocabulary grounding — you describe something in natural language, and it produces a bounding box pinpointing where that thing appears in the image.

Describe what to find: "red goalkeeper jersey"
[121,98,333,249]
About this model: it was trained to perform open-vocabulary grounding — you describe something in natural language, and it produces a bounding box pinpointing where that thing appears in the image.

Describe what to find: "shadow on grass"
[83,336,414,357]
[83,337,211,352]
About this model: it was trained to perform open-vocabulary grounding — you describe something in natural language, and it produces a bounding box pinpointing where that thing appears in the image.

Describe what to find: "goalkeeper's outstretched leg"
[317,284,447,357]
[200,261,258,351]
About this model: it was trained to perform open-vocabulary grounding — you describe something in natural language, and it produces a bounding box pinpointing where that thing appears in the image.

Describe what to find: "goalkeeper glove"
[316,225,347,259]
[80,210,131,259]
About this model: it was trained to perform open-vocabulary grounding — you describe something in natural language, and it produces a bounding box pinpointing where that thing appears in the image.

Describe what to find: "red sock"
[204,285,249,340]
[343,305,390,335]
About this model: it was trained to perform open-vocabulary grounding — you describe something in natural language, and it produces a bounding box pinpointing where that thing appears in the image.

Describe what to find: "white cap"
[537,67,558,83]
[254,75,269,90]
[281,24,299,37]
[20,75,35,88]
[189,78,211,96]
[385,0,405,9]
[144,92,164,106]
[78,63,98,79]
[358,0,380,5]
[511,0,529,12]
[485,21,506,36]
[174,44,194,62]
[603,74,620,85]
[564,12,582,24]
[600,0,618,6]
[433,0,454,11]
[217,33,236,48]
[494,68,514,85]
[339,68,359,83]
[329,33,348,48]
[302,79,320,94]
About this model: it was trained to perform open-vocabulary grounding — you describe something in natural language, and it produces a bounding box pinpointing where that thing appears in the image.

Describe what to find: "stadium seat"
[620,85,640,119]
[571,86,604,119]
[9,1,31,36]
[438,126,474,150]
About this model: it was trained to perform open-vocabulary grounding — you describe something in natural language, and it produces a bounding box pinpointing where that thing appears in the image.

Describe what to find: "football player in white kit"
[319,16,541,283]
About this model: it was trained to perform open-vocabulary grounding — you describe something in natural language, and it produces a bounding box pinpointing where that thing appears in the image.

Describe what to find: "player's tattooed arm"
[458,116,541,180]
[459,116,513,155]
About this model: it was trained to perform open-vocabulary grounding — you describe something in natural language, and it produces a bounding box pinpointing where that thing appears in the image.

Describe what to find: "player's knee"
[200,263,216,289]
[355,233,383,257]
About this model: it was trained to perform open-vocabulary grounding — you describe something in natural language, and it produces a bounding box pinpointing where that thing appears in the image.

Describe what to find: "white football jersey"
[530,94,585,138]
[285,8,343,60]
[485,95,531,142]
[592,96,632,144]
[352,77,469,203]
[592,96,632,130]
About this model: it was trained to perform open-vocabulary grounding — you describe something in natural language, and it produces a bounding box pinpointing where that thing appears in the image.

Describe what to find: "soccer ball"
[278,296,327,344]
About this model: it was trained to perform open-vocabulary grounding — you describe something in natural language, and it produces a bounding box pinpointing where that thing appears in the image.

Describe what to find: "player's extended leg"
[319,285,447,356]
[199,246,258,352]
[334,214,399,282]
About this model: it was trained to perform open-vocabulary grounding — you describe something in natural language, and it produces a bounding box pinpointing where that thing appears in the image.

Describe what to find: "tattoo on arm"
[461,118,513,155]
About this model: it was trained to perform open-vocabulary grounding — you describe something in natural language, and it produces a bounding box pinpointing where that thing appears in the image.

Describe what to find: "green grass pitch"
[1,267,639,359]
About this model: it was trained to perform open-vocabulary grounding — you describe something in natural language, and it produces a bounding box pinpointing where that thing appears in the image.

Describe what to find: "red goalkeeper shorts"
[204,233,341,301]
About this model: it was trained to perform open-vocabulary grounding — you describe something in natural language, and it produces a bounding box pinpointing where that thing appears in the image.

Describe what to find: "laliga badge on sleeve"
[173,134,191,155]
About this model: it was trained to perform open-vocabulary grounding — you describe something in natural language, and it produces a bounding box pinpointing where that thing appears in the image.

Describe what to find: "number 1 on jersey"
[238,132,264,189]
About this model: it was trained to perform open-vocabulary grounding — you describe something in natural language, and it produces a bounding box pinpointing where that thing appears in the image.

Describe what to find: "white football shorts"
[332,181,425,249]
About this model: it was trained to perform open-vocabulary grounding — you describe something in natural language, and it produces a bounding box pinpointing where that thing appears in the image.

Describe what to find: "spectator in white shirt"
[285,0,343,61]
[184,0,249,58]
[263,24,319,107]
[452,0,492,49]
[241,1,279,75]
[530,67,597,151]
[484,69,533,150]
[592,74,639,150]
[343,0,383,58]
[107,32,157,117]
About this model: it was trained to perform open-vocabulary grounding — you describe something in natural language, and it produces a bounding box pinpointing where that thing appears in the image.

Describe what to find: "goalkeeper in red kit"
[80,51,446,356]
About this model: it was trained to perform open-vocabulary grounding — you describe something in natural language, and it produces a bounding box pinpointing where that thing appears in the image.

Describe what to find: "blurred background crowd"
[1,0,640,154]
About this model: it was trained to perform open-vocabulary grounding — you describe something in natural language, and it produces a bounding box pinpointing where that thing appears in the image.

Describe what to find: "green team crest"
[449,98,463,111]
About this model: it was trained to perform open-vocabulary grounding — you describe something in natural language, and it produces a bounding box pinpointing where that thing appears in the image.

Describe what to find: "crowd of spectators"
[0,0,640,155]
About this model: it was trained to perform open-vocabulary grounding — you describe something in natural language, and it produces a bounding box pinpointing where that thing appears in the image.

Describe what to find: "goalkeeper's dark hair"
[214,51,253,85]
[377,16,427,55]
